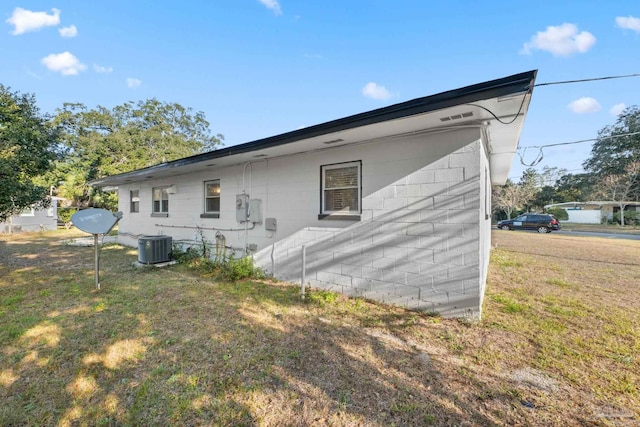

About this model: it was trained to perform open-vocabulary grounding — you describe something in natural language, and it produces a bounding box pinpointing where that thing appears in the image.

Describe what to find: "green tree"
[584,105,640,178]
[0,85,59,221]
[539,166,568,187]
[518,168,540,212]
[53,99,223,209]
[553,173,594,203]
[532,185,557,209]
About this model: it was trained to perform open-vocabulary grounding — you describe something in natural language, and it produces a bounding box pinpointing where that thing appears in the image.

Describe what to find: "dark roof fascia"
[91,70,537,186]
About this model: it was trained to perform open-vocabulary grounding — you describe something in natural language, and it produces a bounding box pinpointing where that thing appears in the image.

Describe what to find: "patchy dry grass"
[0,229,638,426]
[560,223,640,234]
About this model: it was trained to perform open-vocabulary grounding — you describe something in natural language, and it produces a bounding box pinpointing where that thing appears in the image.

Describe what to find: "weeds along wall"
[115,127,487,318]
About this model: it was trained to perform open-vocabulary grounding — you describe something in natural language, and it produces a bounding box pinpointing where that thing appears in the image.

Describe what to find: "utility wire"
[512,73,640,166]
[520,131,640,149]
[462,74,640,125]
[466,89,530,125]
[534,73,640,87]
[516,131,640,167]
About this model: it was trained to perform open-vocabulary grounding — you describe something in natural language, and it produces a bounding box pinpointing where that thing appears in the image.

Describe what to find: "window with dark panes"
[152,187,169,213]
[130,190,140,213]
[321,161,361,214]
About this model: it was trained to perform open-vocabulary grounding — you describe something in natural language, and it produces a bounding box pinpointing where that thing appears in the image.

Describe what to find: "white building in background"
[545,201,640,224]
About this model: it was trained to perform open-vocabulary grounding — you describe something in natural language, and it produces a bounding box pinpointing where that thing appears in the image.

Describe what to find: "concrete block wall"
[254,129,485,318]
[115,127,487,318]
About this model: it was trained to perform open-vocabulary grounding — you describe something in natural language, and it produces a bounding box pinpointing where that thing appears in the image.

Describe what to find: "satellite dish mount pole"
[70,209,123,291]
[94,234,100,290]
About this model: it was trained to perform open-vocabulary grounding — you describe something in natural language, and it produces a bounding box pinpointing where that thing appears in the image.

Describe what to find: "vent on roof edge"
[253,154,268,158]
[440,111,474,122]
[322,138,344,145]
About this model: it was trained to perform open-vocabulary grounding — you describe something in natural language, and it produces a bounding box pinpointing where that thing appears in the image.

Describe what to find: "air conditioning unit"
[138,235,172,264]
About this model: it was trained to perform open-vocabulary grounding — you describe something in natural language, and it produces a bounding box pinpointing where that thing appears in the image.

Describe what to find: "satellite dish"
[72,209,123,235]
[70,209,124,290]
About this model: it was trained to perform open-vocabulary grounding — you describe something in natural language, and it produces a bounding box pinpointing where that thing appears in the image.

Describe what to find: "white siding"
[566,209,602,224]
[116,127,486,318]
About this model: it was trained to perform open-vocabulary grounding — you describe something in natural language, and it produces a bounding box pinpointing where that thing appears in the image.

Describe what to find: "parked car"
[497,213,561,233]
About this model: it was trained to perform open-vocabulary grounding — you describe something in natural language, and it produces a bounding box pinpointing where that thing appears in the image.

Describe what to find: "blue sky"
[2,1,639,181]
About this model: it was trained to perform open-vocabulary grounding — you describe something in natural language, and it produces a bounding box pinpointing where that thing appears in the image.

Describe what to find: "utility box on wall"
[236,194,249,222]
[249,199,262,223]
[265,217,277,231]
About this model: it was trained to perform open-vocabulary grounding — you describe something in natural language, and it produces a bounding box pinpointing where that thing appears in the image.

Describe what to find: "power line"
[520,131,640,149]
[516,131,640,167]
[534,73,640,87]
[511,72,640,167]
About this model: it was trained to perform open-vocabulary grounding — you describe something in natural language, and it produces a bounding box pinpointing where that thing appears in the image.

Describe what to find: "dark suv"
[497,213,561,233]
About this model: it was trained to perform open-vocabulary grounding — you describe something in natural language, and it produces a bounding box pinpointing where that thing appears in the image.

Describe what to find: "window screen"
[321,161,361,214]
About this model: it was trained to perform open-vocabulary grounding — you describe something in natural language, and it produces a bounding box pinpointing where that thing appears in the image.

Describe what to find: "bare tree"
[596,161,640,226]
[492,180,530,219]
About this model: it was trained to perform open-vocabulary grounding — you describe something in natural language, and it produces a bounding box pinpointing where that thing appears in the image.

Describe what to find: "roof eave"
[90,70,537,188]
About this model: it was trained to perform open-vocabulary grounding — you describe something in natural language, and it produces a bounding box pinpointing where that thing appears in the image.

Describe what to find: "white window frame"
[152,186,169,215]
[320,161,361,217]
[202,179,220,218]
[19,207,35,217]
[130,190,140,213]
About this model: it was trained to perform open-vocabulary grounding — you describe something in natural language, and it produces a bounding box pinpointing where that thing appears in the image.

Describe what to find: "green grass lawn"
[0,230,638,426]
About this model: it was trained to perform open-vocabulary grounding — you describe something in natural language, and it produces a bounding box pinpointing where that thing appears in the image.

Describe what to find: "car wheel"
[537,226,549,233]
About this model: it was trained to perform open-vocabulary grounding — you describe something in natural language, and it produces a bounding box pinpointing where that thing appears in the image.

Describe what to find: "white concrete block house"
[91,71,537,318]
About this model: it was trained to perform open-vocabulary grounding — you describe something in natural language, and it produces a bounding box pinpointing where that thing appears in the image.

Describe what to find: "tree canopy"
[53,99,223,208]
[584,105,640,177]
[0,85,59,221]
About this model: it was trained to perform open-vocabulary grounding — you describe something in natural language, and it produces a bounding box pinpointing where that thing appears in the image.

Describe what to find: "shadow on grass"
[0,232,607,425]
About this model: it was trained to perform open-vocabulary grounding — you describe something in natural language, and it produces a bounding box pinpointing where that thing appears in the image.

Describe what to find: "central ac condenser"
[138,235,172,264]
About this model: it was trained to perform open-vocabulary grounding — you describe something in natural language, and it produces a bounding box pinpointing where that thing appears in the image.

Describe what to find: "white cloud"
[93,64,113,73]
[568,97,601,114]
[41,52,86,76]
[610,103,626,116]
[58,24,77,38]
[126,78,142,89]
[521,23,596,57]
[616,16,640,33]
[362,82,392,100]
[259,0,282,15]
[6,7,60,35]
